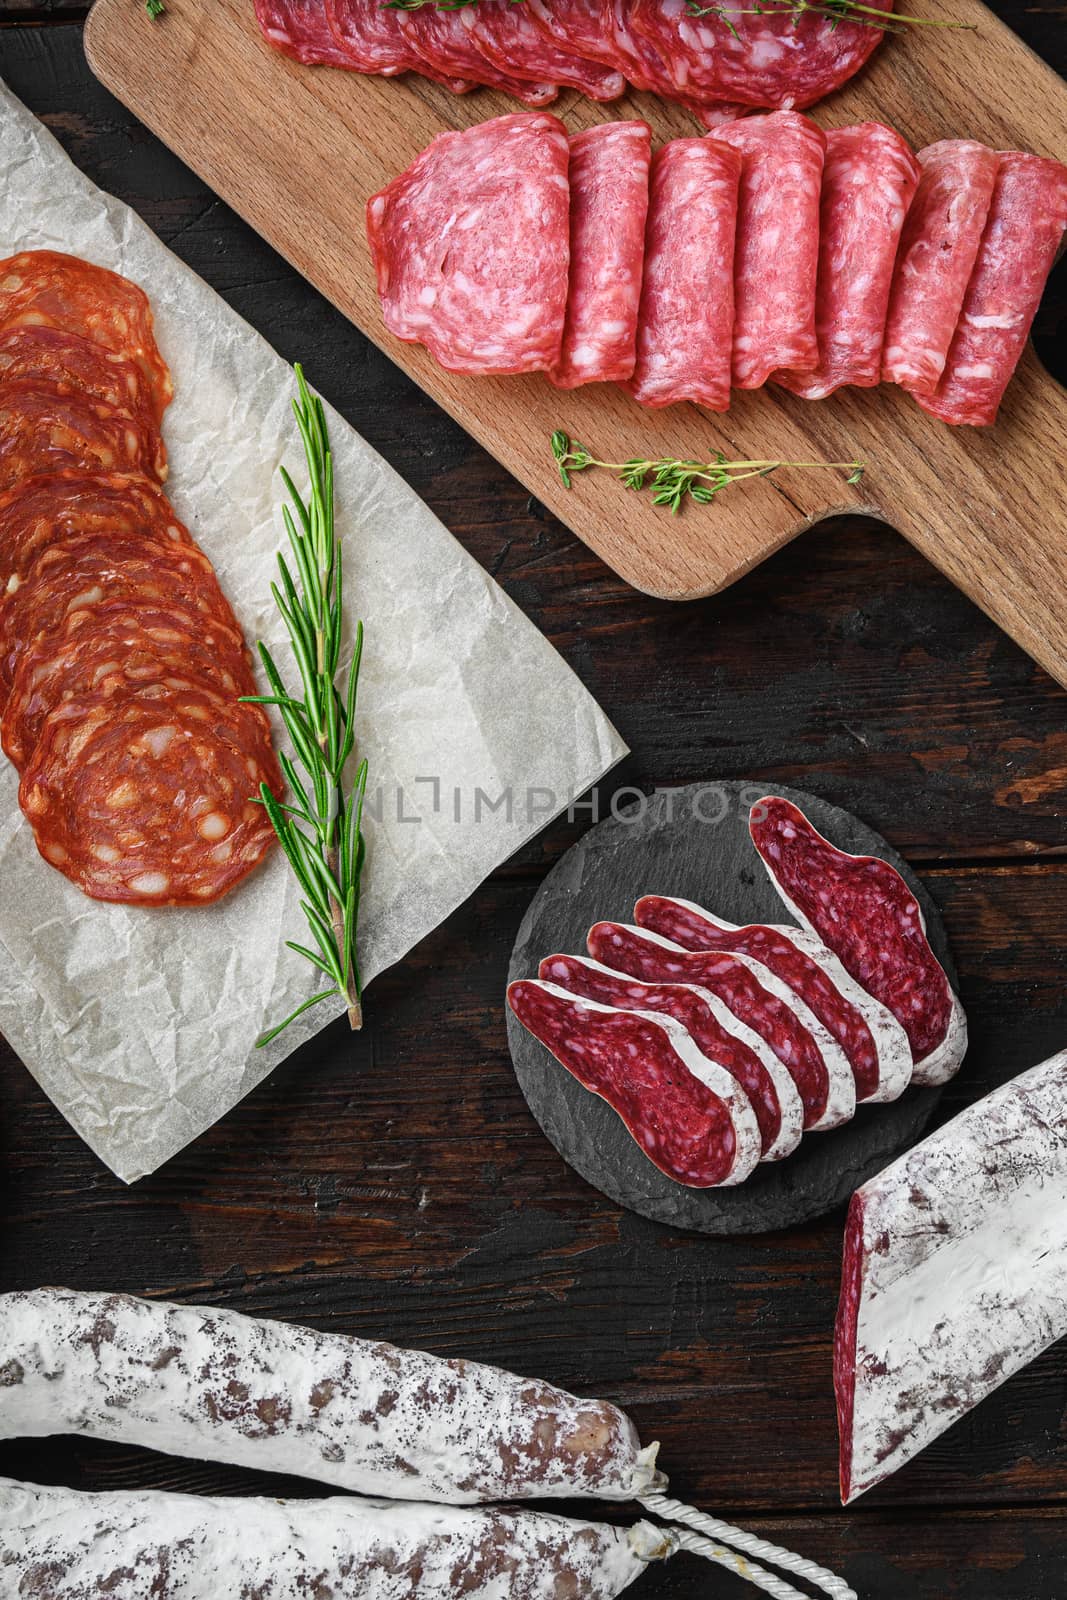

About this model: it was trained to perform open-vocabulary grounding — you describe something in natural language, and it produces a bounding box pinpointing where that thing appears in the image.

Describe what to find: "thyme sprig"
[686,0,974,33]
[145,0,165,16]
[551,431,864,515]
[243,366,368,1048]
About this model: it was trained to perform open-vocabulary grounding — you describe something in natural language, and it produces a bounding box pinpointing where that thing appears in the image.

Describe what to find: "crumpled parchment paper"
[0,77,627,1183]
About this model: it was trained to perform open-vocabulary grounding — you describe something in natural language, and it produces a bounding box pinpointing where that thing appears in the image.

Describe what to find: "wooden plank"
[83,0,1067,689]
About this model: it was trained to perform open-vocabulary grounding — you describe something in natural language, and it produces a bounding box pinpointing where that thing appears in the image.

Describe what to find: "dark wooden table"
[2,7,1067,1595]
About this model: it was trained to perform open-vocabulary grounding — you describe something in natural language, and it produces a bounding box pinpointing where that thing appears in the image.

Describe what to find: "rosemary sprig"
[243,366,369,1048]
[145,0,165,16]
[551,431,864,514]
[686,0,975,33]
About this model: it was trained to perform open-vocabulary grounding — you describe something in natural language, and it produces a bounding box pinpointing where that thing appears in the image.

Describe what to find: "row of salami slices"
[256,0,891,126]
[508,796,967,1189]
[368,111,1067,425]
[0,250,281,906]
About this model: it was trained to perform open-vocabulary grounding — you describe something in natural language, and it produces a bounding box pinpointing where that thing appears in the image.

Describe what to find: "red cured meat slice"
[323,0,473,89]
[395,10,557,105]
[2,601,252,771]
[912,151,1067,428]
[631,0,893,111]
[0,251,173,423]
[0,470,189,594]
[0,531,235,704]
[464,4,625,100]
[750,795,967,1085]
[836,1047,1067,1503]
[507,979,762,1187]
[603,0,679,97]
[19,683,280,906]
[694,103,752,130]
[715,113,825,388]
[881,141,1000,395]
[0,379,166,492]
[777,123,920,400]
[537,952,803,1160]
[366,114,570,377]
[587,921,853,1131]
[634,894,912,1105]
[0,327,159,435]
[626,137,740,410]
[551,123,652,391]
[254,0,354,65]
[525,0,625,71]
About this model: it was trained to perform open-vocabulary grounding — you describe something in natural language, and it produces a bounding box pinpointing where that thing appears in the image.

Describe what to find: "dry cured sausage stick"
[912,150,1067,427]
[0,378,166,491]
[0,1287,663,1503]
[0,250,173,422]
[836,1047,1067,1503]
[537,952,803,1160]
[626,137,740,410]
[715,113,826,389]
[634,895,912,1105]
[366,114,570,377]
[777,124,920,400]
[588,921,854,1132]
[508,979,763,1187]
[750,795,967,1086]
[0,1479,672,1600]
[551,123,652,390]
[881,140,1000,394]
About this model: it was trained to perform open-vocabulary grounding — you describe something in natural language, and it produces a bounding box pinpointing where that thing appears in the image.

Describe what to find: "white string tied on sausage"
[638,1493,858,1600]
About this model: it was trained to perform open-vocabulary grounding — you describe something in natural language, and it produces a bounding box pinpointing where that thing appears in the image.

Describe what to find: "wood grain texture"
[82,0,1067,694]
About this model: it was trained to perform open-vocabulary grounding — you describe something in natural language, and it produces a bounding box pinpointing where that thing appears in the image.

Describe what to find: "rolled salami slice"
[366,113,570,377]
[551,122,652,390]
[587,922,854,1132]
[0,1287,663,1503]
[254,0,356,65]
[509,979,763,1187]
[0,249,173,422]
[715,113,826,388]
[634,895,912,1105]
[836,1047,1067,1503]
[0,1479,670,1600]
[395,10,558,105]
[0,378,166,491]
[881,140,1000,394]
[464,3,625,100]
[626,137,740,410]
[777,124,920,400]
[750,795,967,1086]
[912,150,1067,427]
[537,952,804,1160]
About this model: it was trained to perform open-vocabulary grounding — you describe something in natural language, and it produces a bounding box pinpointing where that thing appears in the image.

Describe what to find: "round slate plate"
[507,781,956,1234]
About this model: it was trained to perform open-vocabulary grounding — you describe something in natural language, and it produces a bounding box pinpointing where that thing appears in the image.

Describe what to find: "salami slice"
[881,140,1000,394]
[0,325,159,432]
[912,151,1067,427]
[0,250,173,422]
[836,1047,1067,1503]
[2,600,252,770]
[750,795,967,1086]
[19,682,280,904]
[631,0,893,111]
[0,1287,662,1503]
[777,124,920,400]
[366,114,570,377]
[464,3,625,100]
[587,921,854,1132]
[537,952,804,1160]
[254,0,355,65]
[715,113,826,388]
[0,378,166,491]
[0,1479,669,1600]
[395,10,558,105]
[0,469,188,594]
[551,123,652,391]
[525,0,626,72]
[634,895,912,1105]
[626,137,740,410]
[508,979,762,1187]
[324,0,473,89]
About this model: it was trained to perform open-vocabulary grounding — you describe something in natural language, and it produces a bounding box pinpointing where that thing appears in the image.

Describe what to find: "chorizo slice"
[0,378,166,491]
[0,325,160,434]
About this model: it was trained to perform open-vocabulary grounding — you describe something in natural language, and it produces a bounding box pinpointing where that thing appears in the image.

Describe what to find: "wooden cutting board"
[85,0,1067,683]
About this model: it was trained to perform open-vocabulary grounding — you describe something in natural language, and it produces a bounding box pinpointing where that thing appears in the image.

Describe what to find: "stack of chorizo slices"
[0,250,281,907]
[367,112,1067,427]
[508,796,967,1190]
